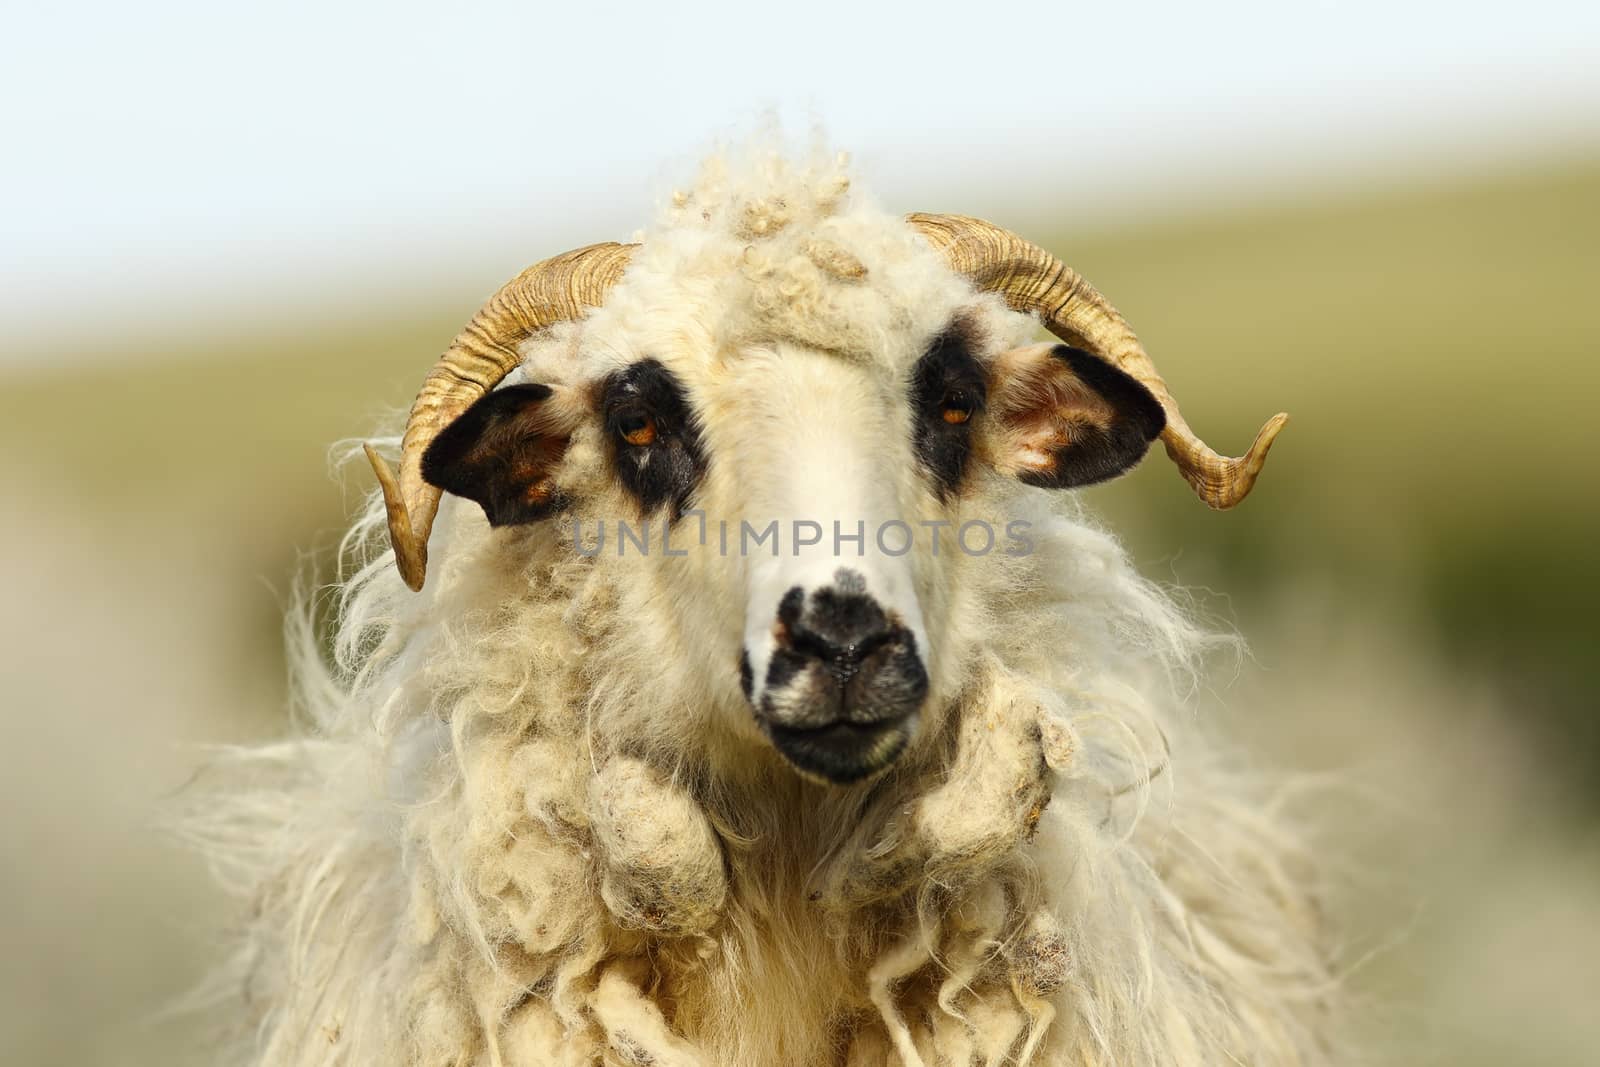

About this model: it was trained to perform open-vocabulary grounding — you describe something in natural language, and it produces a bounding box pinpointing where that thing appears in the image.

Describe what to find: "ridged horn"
[906,213,1286,509]
[367,241,636,590]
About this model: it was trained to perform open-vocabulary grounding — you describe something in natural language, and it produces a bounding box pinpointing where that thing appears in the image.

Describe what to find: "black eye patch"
[909,327,988,497]
[601,358,707,517]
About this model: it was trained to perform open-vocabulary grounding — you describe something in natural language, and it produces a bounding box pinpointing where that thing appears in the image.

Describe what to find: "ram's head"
[366,163,1284,786]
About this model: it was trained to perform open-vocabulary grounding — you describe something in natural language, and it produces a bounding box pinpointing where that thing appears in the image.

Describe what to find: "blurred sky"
[3,0,1597,364]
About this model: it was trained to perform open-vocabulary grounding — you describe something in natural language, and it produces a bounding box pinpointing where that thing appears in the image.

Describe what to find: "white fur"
[187,141,1340,1066]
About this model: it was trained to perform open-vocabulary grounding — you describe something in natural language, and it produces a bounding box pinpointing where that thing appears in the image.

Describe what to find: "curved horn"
[906,213,1286,509]
[366,241,636,590]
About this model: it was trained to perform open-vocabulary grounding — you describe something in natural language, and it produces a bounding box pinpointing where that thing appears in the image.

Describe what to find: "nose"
[748,569,929,784]
[779,582,900,687]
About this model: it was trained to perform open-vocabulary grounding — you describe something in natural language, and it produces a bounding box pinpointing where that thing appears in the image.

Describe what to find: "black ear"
[421,384,573,526]
[990,344,1166,490]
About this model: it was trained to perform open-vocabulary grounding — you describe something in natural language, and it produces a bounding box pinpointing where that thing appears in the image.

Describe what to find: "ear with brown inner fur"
[421,383,576,526]
[985,343,1167,489]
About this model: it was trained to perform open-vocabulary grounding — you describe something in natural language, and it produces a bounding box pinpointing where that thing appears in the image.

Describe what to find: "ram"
[194,144,1334,1066]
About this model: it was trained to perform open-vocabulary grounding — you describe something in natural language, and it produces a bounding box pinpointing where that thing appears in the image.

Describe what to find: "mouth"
[761,715,914,785]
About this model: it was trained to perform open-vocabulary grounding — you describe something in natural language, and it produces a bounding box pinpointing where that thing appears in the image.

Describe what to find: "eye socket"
[941,389,976,425]
[617,412,658,446]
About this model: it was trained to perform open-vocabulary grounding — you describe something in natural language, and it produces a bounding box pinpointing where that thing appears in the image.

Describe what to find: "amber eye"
[618,412,658,446]
[941,390,975,425]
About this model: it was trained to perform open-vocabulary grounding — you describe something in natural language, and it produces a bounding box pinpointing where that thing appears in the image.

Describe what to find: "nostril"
[845,628,896,661]
[787,623,844,665]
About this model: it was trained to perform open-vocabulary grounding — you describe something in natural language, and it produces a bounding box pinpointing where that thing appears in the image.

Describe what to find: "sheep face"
[421,160,1166,786]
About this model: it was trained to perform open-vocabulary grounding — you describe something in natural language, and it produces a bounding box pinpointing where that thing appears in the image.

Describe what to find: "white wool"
[186,140,1341,1066]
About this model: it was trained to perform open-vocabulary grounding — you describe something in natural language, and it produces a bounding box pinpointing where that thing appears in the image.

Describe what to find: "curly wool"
[186,142,1341,1067]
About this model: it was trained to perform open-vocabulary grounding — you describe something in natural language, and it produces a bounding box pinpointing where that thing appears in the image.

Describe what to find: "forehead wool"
[543,145,986,382]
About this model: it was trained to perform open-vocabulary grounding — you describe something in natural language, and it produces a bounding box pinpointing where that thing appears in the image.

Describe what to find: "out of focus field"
[3,161,1596,1064]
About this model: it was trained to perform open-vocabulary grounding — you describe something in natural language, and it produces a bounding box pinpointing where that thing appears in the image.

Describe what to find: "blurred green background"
[3,3,1598,1064]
